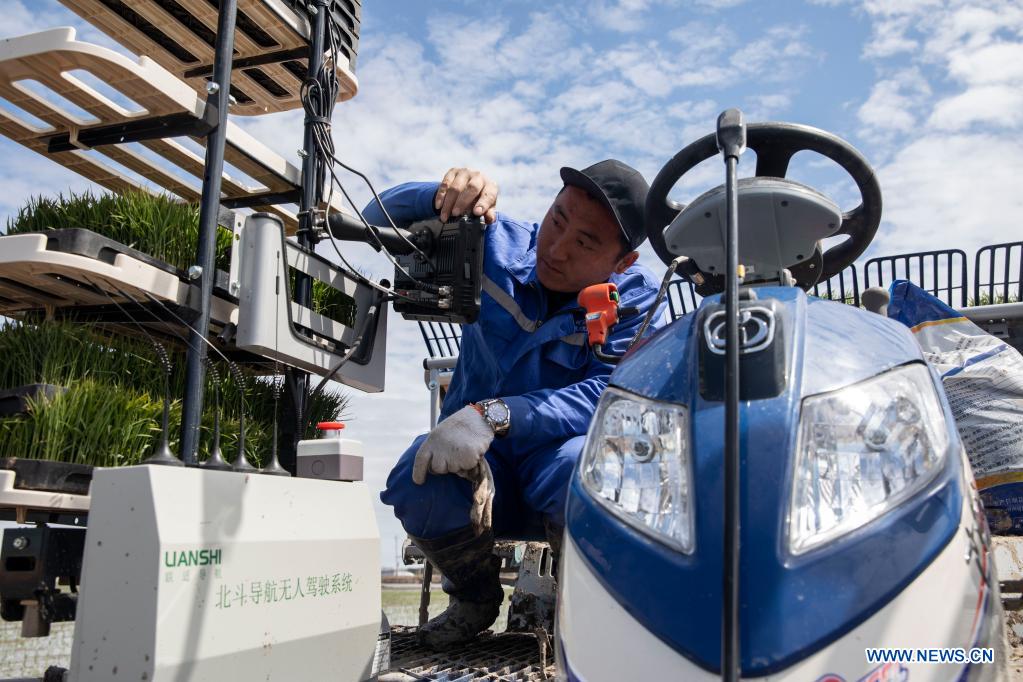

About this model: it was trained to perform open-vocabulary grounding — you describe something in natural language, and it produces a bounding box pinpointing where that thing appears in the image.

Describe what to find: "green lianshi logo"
[164,548,223,568]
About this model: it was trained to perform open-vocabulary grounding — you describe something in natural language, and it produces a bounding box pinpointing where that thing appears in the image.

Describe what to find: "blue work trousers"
[381,434,585,540]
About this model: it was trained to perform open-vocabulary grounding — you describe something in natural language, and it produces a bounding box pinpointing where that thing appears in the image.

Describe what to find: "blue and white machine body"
[556,121,1007,681]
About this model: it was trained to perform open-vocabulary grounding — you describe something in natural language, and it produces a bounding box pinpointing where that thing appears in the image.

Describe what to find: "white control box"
[297,422,364,481]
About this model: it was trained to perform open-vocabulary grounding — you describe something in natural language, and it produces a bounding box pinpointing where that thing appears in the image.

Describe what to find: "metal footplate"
[374,627,554,682]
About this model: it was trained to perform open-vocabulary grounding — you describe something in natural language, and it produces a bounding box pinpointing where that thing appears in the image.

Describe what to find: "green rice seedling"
[0,320,168,397]
[969,292,1021,306]
[287,267,358,328]
[0,380,167,467]
[5,191,233,273]
[0,320,350,467]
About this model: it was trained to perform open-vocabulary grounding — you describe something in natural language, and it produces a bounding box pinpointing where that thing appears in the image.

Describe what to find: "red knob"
[317,421,345,431]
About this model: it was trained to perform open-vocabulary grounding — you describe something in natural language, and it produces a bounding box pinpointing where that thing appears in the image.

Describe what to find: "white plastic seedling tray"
[58,0,358,115]
[0,27,345,233]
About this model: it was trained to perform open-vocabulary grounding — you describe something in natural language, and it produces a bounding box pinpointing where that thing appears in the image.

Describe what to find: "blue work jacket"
[363,182,667,455]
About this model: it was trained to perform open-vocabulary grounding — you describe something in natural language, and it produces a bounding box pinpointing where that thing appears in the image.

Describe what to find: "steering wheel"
[644,122,882,290]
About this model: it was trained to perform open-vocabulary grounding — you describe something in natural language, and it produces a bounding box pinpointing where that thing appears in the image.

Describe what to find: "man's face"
[536,186,638,292]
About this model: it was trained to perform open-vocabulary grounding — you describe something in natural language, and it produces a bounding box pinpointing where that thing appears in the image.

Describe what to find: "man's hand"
[435,168,498,224]
[413,405,496,533]
[413,405,495,483]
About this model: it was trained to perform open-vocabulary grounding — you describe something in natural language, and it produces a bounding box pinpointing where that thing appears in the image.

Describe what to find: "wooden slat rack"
[58,0,359,115]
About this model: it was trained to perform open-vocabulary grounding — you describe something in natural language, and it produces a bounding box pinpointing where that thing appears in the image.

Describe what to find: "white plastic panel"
[663,177,843,282]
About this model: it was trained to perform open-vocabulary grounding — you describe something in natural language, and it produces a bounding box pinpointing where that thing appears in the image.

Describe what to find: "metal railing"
[863,248,969,309]
[667,279,701,321]
[417,321,462,359]
[975,241,1022,305]
[811,266,860,307]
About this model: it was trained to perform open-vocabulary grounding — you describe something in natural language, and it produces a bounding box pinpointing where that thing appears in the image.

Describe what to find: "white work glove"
[413,405,496,533]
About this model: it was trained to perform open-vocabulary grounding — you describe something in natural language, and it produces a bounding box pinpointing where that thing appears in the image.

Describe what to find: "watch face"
[485,401,509,424]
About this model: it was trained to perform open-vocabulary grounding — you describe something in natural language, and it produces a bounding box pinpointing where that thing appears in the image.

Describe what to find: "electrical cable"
[628,255,687,349]
[322,160,439,290]
[297,8,440,302]
[301,292,383,438]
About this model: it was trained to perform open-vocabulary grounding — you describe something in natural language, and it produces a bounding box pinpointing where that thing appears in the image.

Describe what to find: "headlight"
[580,387,693,553]
[788,363,950,555]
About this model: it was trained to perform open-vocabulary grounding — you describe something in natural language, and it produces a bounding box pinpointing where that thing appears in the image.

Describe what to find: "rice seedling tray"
[26,227,233,296]
[0,230,239,339]
[0,384,64,418]
[0,28,339,232]
[0,460,92,519]
[0,458,94,497]
[58,0,360,115]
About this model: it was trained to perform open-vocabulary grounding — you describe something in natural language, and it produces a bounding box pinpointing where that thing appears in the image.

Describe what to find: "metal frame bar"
[278,0,333,472]
[45,109,217,153]
[179,0,239,463]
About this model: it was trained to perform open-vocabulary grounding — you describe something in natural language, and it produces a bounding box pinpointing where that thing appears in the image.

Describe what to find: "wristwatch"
[473,398,511,436]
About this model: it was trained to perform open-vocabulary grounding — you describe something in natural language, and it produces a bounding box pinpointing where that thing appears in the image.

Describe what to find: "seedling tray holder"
[58,0,359,115]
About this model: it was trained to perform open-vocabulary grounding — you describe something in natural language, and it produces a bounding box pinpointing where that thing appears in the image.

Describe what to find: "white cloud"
[851,0,1023,268]
[691,0,751,8]
[731,25,820,81]
[857,67,931,142]
[871,133,1023,256]
[592,0,656,32]
[927,85,1023,131]
[743,92,794,120]
[946,42,1023,86]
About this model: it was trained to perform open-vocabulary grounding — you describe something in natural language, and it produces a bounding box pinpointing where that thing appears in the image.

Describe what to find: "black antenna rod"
[261,253,290,477]
[89,282,181,467]
[132,288,256,472]
[202,361,232,471]
[101,282,255,472]
[717,107,746,682]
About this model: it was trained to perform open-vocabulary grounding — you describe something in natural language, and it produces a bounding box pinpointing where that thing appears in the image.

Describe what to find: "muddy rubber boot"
[412,526,504,651]
[544,519,564,579]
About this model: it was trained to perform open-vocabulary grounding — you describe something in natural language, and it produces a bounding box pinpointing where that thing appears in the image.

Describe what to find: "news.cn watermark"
[864,648,994,665]
[814,648,994,682]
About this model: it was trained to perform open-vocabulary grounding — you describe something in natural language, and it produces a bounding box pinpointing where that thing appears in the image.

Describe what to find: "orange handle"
[578,283,620,346]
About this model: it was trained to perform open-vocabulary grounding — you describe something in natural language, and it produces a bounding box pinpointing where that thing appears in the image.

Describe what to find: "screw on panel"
[188,265,203,280]
[206,81,220,95]
[12,536,28,550]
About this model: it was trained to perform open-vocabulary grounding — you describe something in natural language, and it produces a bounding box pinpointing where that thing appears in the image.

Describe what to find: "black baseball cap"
[560,159,650,251]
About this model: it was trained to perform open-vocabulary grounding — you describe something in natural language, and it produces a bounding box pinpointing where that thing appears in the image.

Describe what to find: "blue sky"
[0,0,1021,565]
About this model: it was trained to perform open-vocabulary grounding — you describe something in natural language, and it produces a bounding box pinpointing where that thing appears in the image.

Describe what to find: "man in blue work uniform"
[363,161,666,649]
